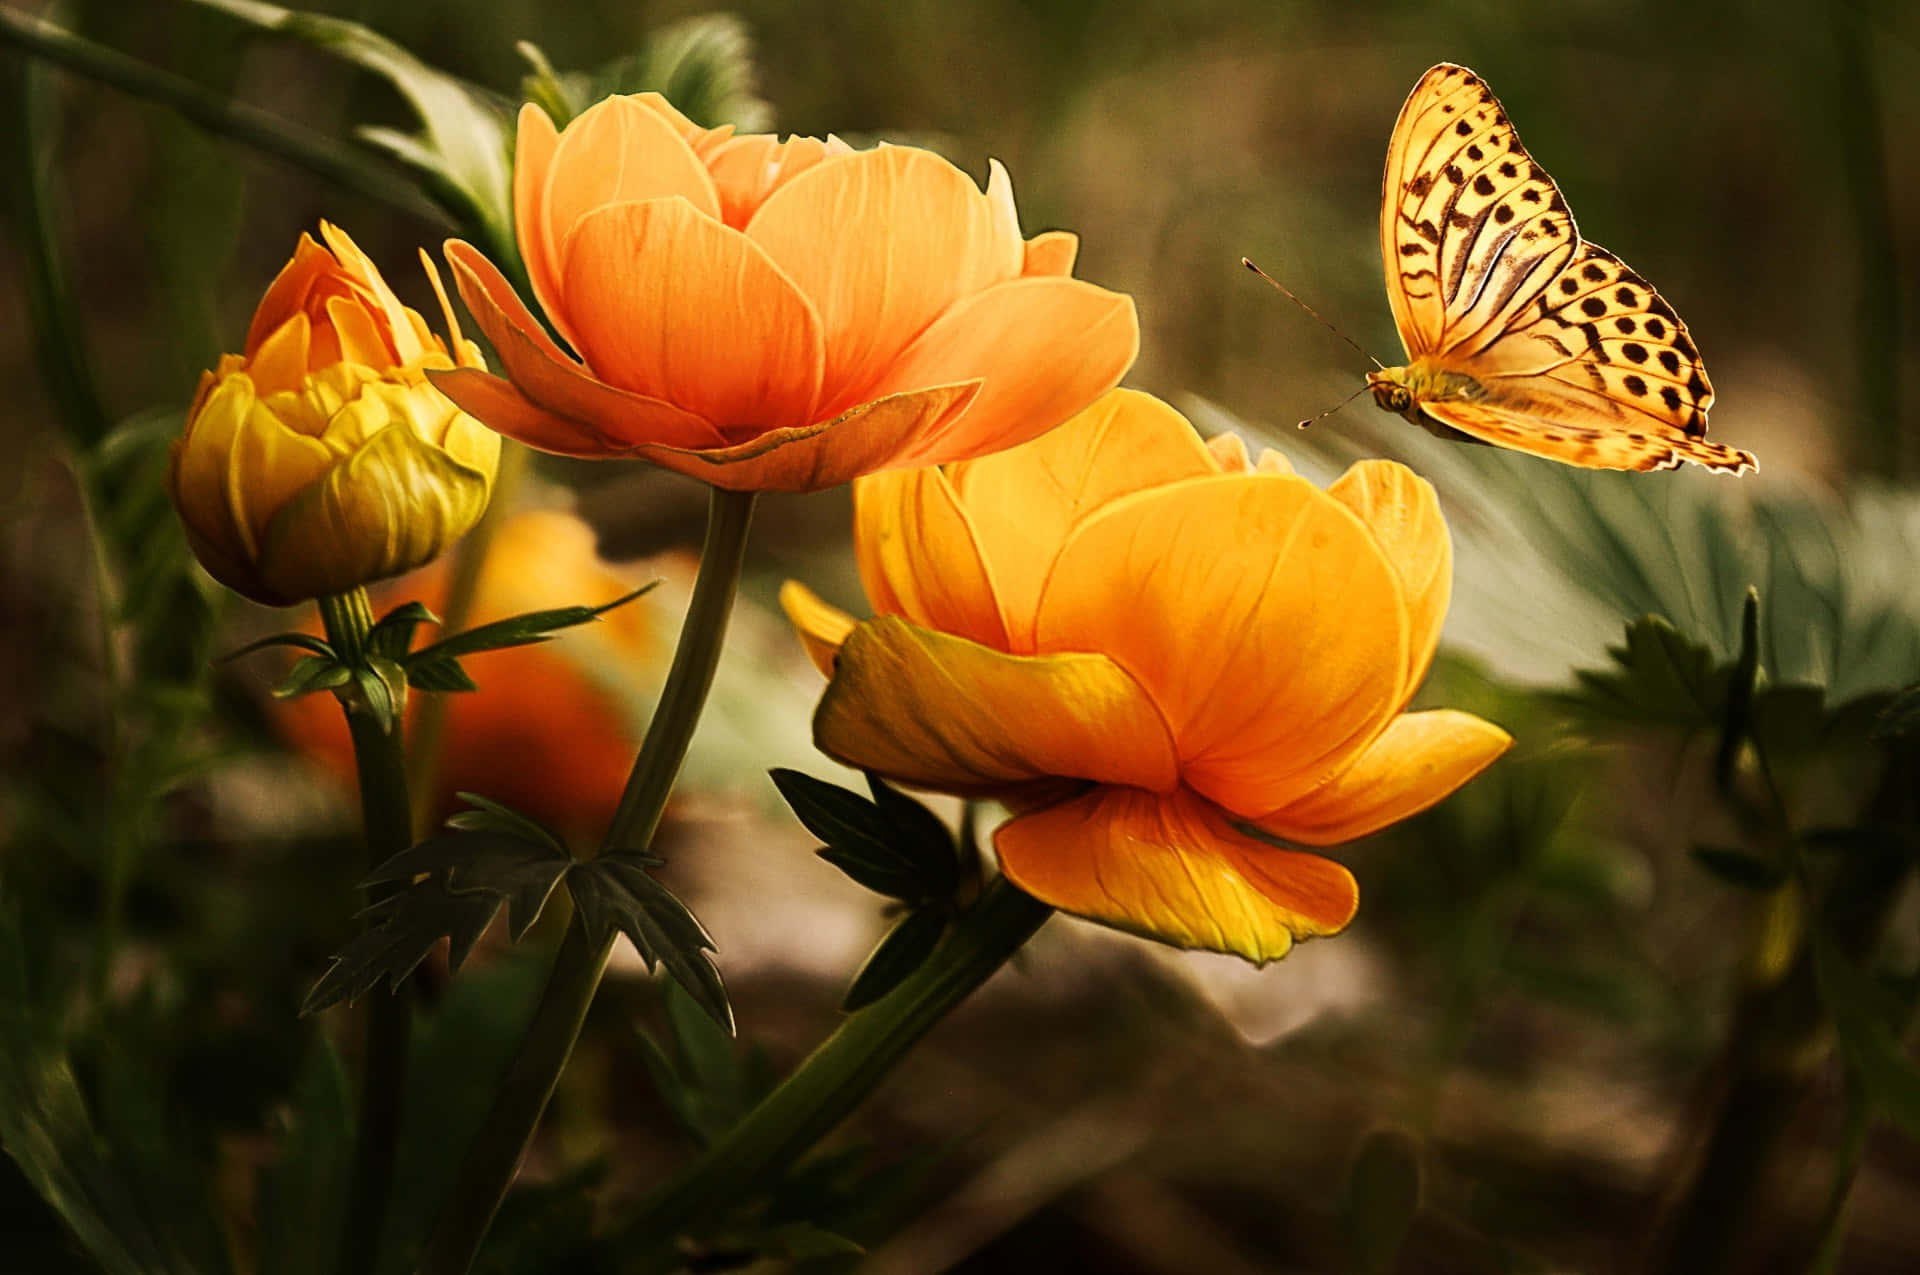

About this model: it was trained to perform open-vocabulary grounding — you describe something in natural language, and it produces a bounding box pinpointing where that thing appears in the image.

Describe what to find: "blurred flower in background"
[435,93,1140,490]
[784,388,1510,960]
[166,222,500,606]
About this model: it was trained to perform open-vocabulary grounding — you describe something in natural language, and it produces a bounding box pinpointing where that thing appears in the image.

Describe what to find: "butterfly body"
[1373,63,1756,474]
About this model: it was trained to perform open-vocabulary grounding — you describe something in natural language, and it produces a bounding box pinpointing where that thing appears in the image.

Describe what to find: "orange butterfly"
[1367,63,1755,473]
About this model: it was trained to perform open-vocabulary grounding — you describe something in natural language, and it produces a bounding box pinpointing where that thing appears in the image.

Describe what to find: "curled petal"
[815,615,1179,796]
[994,785,1358,962]
[560,198,825,432]
[874,276,1139,466]
[1255,710,1512,845]
[1035,475,1408,816]
[1021,230,1078,277]
[779,581,857,677]
[1328,460,1451,696]
[427,369,627,458]
[853,466,1007,650]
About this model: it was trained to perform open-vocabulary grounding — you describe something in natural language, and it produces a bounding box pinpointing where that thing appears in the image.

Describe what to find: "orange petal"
[1034,475,1408,816]
[625,381,979,493]
[560,198,825,432]
[246,313,313,399]
[1021,230,1078,277]
[444,239,726,451]
[852,466,1008,650]
[706,133,846,229]
[945,388,1216,649]
[872,276,1139,466]
[747,145,1022,412]
[244,233,334,357]
[427,368,628,457]
[778,580,857,676]
[815,615,1179,796]
[994,785,1358,961]
[1328,460,1451,697]
[512,103,567,343]
[1255,710,1511,845]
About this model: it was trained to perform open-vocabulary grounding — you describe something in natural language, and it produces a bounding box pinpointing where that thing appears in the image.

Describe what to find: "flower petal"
[443,239,726,452]
[1327,460,1451,697]
[815,615,1179,796]
[244,233,333,357]
[1021,230,1078,277]
[994,785,1358,962]
[871,276,1139,467]
[512,103,566,343]
[779,580,857,676]
[944,388,1216,650]
[426,368,626,457]
[1033,475,1408,816]
[705,133,845,229]
[560,198,825,432]
[746,145,1022,411]
[622,381,980,493]
[853,465,1008,650]
[1255,710,1512,845]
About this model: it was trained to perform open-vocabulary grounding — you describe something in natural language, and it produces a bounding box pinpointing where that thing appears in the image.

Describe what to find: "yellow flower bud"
[167,222,500,606]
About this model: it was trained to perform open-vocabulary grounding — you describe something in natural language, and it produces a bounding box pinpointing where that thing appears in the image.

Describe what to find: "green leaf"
[367,600,438,661]
[187,0,518,264]
[843,907,948,1012]
[405,653,478,693]
[1715,587,1762,789]
[1689,844,1789,892]
[773,769,956,903]
[257,1039,350,1275]
[348,658,404,736]
[364,826,571,945]
[1340,1127,1422,1275]
[270,654,351,700]
[222,631,335,663]
[1814,932,1920,1138]
[404,583,657,668]
[301,875,506,1015]
[518,14,772,132]
[444,791,572,861]
[868,774,959,895]
[1569,615,1726,728]
[569,855,731,1033]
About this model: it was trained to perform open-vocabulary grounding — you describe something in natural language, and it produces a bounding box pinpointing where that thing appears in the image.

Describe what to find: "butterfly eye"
[1390,387,1412,412]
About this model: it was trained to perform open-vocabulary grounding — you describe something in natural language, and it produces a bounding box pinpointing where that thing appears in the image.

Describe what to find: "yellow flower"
[782,389,1511,961]
[168,222,500,606]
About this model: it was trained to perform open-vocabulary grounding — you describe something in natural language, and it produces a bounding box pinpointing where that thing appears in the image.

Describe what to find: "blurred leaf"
[1715,587,1762,788]
[1814,931,1920,1138]
[302,874,504,1014]
[843,906,947,1012]
[773,769,958,903]
[404,582,656,667]
[635,979,759,1147]
[1690,845,1789,892]
[367,600,438,662]
[1877,684,1920,740]
[1802,824,1918,860]
[518,14,772,131]
[1569,615,1725,728]
[188,0,517,262]
[257,1039,350,1275]
[443,791,571,860]
[472,1156,605,1275]
[570,854,731,1033]
[1341,1127,1422,1275]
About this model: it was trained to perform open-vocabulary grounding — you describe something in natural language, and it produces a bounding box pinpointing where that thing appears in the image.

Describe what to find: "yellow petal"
[224,395,334,560]
[853,465,1009,650]
[1328,460,1451,698]
[815,615,1179,796]
[1034,474,1408,816]
[747,145,1022,413]
[871,276,1138,467]
[1255,710,1512,845]
[994,785,1358,961]
[560,198,825,432]
[169,375,263,593]
[944,389,1216,649]
[1205,431,1251,473]
[1021,230,1078,277]
[778,580,856,676]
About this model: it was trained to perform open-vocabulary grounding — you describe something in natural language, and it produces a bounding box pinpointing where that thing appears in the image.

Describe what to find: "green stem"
[616,877,1053,1255]
[320,587,414,1275]
[418,487,756,1275]
[0,7,448,227]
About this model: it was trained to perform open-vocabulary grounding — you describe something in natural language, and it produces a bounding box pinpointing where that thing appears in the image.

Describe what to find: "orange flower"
[275,511,666,833]
[431,94,1139,492]
[168,223,498,606]
[781,390,1511,960]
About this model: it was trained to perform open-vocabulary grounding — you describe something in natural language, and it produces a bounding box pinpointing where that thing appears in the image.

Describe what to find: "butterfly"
[1367,63,1755,473]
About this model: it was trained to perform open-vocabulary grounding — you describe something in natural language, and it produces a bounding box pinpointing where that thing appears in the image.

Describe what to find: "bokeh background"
[3,1,1919,1272]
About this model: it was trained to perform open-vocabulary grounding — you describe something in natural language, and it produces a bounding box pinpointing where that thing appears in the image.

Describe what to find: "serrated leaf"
[404,582,657,667]
[1690,844,1789,892]
[367,600,438,661]
[569,856,731,1033]
[1341,1128,1422,1275]
[843,906,947,1012]
[1814,932,1920,1138]
[302,875,504,1015]
[271,654,352,700]
[867,774,959,895]
[1570,615,1726,727]
[404,653,477,693]
[363,826,571,945]
[220,631,335,663]
[774,769,951,903]
[444,791,572,860]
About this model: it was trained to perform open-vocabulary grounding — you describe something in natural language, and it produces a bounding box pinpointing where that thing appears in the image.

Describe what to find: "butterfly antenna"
[1295,382,1372,430]
[1241,258,1384,370]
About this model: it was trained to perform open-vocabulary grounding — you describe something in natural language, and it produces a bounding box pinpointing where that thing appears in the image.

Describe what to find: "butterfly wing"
[1381,63,1578,359]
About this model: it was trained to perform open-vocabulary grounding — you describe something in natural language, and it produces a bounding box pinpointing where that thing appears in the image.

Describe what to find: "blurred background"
[3,0,1918,1271]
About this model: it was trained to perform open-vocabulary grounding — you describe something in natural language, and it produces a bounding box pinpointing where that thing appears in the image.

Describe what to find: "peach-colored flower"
[432,93,1138,492]
[781,390,1511,960]
[168,222,498,606]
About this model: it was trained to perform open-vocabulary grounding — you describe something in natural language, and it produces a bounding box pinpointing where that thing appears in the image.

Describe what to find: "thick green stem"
[0,7,447,226]
[320,588,414,1275]
[418,488,756,1275]
[617,877,1053,1255]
